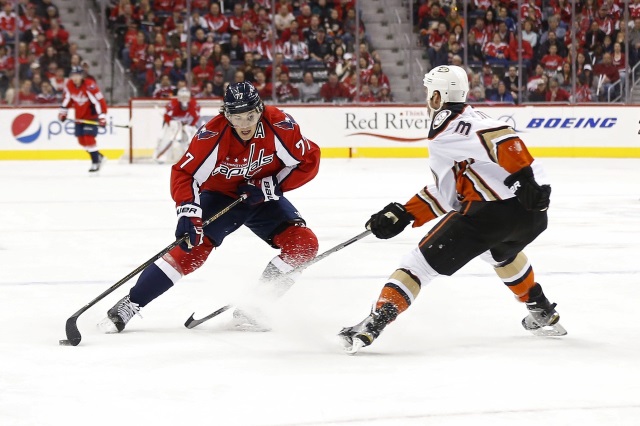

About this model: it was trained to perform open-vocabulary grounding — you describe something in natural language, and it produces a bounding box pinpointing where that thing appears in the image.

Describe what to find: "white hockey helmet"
[423,65,469,104]
[177,87,191,107]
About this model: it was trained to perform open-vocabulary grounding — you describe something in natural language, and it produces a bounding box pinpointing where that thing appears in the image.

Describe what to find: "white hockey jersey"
[405,103,547,227]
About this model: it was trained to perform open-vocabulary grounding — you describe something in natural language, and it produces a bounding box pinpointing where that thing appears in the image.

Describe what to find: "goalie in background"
[339,65,565,354]
[153,88,201,163]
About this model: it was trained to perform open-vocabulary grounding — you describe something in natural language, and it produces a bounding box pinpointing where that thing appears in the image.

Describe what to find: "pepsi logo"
[12,113,42,143]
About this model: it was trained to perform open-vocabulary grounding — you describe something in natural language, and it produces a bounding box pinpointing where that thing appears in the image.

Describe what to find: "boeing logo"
[526,117,617,129]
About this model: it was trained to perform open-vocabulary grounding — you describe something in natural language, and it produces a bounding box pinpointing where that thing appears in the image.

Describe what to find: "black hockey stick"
[184,229,372,329]
[59,195,247,347]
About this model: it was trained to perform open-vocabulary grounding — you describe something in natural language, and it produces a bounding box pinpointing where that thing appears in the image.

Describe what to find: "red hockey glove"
[504,166,551,211]
[239,176,282,205]
[58,109,68,122]
[366,202,414,239]
[98,114,107,127]
[175,203,204,251]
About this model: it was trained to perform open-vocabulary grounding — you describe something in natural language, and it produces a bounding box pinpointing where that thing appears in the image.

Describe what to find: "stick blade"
[61,315,82,346]
[184,313,197,329]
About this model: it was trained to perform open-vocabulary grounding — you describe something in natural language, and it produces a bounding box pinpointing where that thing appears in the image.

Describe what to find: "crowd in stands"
[416,0,640,103]
[108,0,394,103]
[0,0,87,105]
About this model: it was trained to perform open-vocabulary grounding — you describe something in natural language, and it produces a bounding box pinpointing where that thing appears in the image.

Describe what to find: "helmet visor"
[226,109,261,129]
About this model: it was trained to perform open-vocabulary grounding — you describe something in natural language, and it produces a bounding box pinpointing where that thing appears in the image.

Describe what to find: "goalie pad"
[154,121,183,163]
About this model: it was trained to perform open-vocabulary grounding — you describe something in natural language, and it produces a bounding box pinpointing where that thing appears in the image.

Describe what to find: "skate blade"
[527,322,567,337]
[97,317,120,334]
[343,338,366,355]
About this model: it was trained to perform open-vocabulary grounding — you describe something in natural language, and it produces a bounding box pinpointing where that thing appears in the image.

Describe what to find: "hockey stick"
[184,229,373,329]
[59,195,247,347]
[75,118,132,129]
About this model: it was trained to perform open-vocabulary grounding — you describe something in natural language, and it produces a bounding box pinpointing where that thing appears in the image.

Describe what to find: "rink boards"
[0,104,638,160]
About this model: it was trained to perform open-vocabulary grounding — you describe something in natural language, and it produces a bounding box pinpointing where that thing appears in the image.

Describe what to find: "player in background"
[339,65,565,354]
[153,88,201,163]
[58,66,108,173]
[100,82,321,333]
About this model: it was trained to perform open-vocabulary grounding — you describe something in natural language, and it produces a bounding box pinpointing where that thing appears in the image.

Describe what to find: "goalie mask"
[221,82,264,130]
[177,88,191,109]
[423,65,469,119]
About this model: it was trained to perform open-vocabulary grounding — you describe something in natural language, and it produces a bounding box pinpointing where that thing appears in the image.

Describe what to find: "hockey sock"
[129,263,175,307]
[375,268,421,316]
[494,252,536,302]
[89,150,101,163]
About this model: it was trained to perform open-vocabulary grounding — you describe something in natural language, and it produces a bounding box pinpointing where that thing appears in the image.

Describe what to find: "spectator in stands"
[282,32,309,62]
[355,84,377,103]
[302,14,323,44]
[467,72,486,102]
[50,67,66,92]
[484,33,509,66]
[540,44,564,77]
[538,31,568,61]
[325,8,343,39]
[611,42,626,88]
[202,2,230,43]
[546,77,570,102]
[342,8,369,49]
[17,79,36,105]
[488,80,515,103]
[153,74,175,98]
[520,0,542,30]
[629,18,640,69]
[210,71,225,96]
[506,32,534,68]
[46,18,70,52]
[308,27,332,63]
[367,62,390,88]
[585,20,606,54]
[573,72,594,102]
[521,19,538,51]
[557,62,573,90]
[496,6,515,33]
[419,2,447,47]
[275,72,299,102]
[377,83,393,102]
[298,71,321,102]
[484,74,501,100]
[168,56,186,85]
[467,32,484,63]
[217,54,237,84]
[528,77,548,102]
[224,33,245,63]
[540,16,565,46]
[503,65,524,104]
[192,55,215,87]
[367,74,385,98]
[265,52,289,81]
[593,52,620,100]
[0,2,18,44]
[253,69,269,98]
[234,70,246,84]
[36,80,58,104]
[274,3,295,35]
[320,71,350,102]
[312,0,333,22]
[480,62,493,86]
[426,21,450,67]
[143,57,166,96]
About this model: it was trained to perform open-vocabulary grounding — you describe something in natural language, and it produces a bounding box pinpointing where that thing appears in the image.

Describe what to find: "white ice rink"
[1,157,639,426]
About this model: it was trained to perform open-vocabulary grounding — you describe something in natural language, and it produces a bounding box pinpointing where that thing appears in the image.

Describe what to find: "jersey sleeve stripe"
[463,167,502,201]
[417,187,447,216]
[193,143,220,186]
[476,125,514,163]
[86,91,103,115]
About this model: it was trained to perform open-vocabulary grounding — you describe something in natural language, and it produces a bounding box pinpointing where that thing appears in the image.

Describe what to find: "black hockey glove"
[504,166,551,211]
[175,202,204,251]
[239,176,282,205]
[366,202,414,239]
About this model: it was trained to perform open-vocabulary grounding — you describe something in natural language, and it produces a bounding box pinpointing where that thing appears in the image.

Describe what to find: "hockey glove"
[175,203,204,251]
[504,166,551,211]
[58,108,68,122]
[98,114,107,127]
[366,202,414,239]
[239,176,282,205]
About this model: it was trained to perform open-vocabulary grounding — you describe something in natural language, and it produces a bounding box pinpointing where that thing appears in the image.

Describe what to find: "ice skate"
[98,295,141,333]
[338,303,398,354]
[522,284,566,337]
[89,154,106,173]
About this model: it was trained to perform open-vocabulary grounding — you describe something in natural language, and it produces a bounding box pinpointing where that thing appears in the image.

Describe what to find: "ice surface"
[1,158,639,426]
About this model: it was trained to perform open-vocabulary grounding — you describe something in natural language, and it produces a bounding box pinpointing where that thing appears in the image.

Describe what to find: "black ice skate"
[99,295,141,333]
[522,284,567,337]
[338,303,398,354]
[89,154,105,173]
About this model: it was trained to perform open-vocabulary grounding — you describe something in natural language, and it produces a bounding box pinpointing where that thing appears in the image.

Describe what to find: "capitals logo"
[12,113,42,143]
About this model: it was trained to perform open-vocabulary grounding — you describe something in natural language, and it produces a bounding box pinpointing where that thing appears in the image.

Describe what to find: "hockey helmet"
[177,87,191,108]
[69,65,83,75]
[423,65,469,105]
[221,82,264,129]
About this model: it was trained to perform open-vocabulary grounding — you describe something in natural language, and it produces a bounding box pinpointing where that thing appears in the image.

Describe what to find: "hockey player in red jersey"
[339,65,565,354]
[100,82,321,333]
[153,88,201,163]
[58,66,108,172]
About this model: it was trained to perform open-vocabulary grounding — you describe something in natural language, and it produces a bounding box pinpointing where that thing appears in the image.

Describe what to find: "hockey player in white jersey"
[339,65,565,354]
[153,88,201,163]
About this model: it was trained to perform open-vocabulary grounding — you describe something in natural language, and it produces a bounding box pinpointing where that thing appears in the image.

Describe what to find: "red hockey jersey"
[60,78,107,120]
[170,105,320,204]
[163,98,201,126]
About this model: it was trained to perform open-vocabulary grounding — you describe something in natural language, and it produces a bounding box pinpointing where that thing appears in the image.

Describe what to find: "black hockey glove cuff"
[504,166,551,211]
[366,202,414,239]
